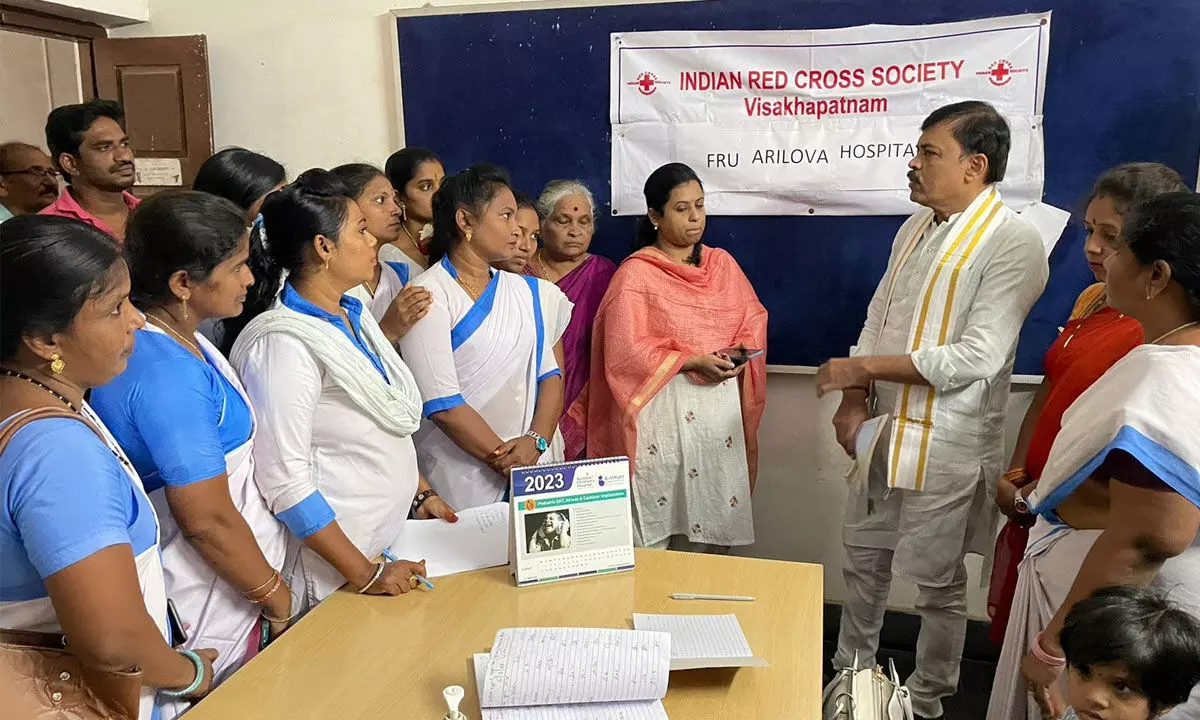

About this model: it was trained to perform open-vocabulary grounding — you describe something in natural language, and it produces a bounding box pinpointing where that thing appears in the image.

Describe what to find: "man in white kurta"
[817,101,1049,720]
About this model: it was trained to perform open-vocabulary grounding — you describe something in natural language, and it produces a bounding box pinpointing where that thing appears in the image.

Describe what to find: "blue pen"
[381,548,434,590]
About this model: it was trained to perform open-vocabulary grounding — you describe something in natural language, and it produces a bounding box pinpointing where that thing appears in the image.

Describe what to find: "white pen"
[671,592,757,602]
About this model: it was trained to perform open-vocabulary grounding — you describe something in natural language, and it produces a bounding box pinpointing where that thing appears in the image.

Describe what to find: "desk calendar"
[510,456,635,586]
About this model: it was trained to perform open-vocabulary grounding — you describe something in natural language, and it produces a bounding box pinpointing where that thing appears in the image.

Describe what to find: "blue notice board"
[396,0,1200,372]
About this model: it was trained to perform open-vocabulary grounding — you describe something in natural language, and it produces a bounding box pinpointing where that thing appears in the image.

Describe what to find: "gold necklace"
[1063,294,1124,348]
[147,312,203,356]
[456,276,484,301]
[533,251,552,281]
[399,222,428,258]
[1151,321,1200,344]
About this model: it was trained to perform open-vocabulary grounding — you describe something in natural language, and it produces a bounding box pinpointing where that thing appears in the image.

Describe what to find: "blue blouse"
[91,330,254,494]
[0,416,157,602]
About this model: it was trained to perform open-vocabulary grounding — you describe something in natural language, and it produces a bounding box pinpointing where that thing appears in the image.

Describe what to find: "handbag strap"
[0,627,68,649]
[0,405,104,454]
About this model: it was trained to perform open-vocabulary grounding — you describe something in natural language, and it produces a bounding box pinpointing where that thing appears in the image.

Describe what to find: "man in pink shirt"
[40,99,140,243]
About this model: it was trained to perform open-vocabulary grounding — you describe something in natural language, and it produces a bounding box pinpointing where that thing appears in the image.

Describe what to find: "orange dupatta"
[586,246,768,483]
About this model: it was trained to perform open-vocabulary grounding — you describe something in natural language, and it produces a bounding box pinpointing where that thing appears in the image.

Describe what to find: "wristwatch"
[1013,491,1031,515]
[524,430,549,453]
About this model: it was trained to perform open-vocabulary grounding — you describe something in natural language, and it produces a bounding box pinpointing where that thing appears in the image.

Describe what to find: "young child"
[1052,586,1200,720]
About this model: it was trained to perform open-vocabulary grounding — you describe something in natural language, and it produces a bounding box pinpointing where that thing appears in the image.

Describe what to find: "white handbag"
[822,654,915,720]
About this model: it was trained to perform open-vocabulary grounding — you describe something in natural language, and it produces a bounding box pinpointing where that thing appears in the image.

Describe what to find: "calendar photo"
[509,456,635,586]
[525,509,572,553]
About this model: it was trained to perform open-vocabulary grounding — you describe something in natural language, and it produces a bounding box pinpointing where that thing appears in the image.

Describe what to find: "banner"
[610,13,1051,216]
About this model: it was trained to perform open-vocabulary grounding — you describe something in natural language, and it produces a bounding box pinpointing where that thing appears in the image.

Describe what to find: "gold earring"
[324,259,331,271]
[465,228,473,244]
[50,353,65,374]
[181,296,189,321]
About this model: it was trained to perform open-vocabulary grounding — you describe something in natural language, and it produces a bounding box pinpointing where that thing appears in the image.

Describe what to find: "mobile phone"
[166,598,188,647]
[258,617,272,653]
[719,347,764,366]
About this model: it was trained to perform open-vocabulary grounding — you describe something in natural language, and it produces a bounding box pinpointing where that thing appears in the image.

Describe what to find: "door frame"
[0,4,105,98]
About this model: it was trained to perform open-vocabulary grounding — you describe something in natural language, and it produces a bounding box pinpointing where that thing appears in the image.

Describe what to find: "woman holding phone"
[588,163,768,554]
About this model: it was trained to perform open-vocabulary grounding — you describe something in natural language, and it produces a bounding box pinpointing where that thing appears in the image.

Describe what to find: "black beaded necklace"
[1,368,78,412]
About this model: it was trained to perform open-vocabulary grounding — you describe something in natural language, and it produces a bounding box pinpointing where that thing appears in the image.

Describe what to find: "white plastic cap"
[442,685,465,719]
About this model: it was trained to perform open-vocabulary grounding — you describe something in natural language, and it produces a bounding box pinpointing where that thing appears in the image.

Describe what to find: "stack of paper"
[474,627,672,720]
[387,502,509,579]
[632,614,768,670]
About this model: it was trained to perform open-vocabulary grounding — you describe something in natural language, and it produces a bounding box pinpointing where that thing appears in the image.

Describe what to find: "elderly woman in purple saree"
[525,180,616,460]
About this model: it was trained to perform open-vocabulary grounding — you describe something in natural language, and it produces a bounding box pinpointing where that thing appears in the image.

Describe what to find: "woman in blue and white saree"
[331,163,433,344]
[988,192,1200,720]
[1,216,219,718]
[398,164,566,510]
[90,192,291,709]
[492,192,574,463]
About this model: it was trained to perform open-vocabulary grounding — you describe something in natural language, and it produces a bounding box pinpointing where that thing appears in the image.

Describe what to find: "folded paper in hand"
[844,414,889,493]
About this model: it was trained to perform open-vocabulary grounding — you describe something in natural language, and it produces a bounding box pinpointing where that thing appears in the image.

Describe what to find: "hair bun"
[292,168,350,198]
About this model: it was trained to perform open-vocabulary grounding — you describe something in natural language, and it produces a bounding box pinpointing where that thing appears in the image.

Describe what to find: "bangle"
[248,572,282,605]
[1003,467,1029,483]
[357,562,386,594]
[412,489,437,514]
[242,570,278,598]
[261,607,298,624]
[1032,631,1066,667]
[160,649,205,697]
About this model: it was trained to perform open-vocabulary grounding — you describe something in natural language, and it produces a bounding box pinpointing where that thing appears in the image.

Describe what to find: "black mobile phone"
[719,347,764,366]
[166,598,188,647]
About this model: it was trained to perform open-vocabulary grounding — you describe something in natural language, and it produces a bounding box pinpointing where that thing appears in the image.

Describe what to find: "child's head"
[1060,586,1200,720]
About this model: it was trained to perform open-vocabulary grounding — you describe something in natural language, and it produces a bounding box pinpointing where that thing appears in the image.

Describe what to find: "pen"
[671,593,756,602]
[381,548,434,589]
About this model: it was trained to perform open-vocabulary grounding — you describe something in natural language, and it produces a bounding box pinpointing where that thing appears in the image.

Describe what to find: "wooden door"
[91,35,213,193]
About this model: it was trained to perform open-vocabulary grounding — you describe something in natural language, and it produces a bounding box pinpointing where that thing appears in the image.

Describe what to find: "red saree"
[987,283,1142,646]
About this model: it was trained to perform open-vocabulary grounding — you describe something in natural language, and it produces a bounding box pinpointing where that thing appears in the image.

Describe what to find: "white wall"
[7,0,149,26]
[0,29,82,148]
[111,0,504,173]
[114,0,1041,619]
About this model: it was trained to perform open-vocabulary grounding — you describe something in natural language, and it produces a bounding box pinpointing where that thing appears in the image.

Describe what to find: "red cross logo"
[976,59,1028,87]
[628,71,669,96]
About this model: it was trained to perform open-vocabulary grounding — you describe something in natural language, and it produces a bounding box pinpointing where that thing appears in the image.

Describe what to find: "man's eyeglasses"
[0,168,61,180]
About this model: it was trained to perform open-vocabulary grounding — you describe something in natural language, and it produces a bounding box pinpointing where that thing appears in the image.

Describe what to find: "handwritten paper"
[387,502,509,578]
[473,655,669,720]
[480,628,671,708]
[632,614,767,670]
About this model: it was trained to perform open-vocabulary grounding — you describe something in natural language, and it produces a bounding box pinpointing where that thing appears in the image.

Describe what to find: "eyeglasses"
[0,168,61,180]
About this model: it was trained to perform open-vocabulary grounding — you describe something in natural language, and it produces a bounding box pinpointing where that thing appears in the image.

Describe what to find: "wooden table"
[187,549,823,719]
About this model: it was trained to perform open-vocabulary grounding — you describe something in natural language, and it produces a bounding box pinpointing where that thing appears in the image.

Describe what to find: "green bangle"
[160,649,205,697]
